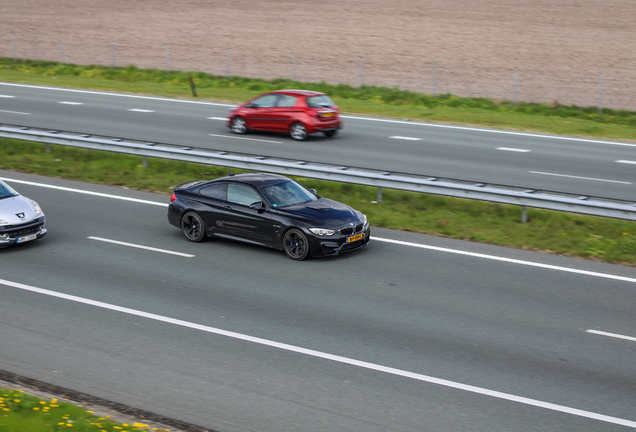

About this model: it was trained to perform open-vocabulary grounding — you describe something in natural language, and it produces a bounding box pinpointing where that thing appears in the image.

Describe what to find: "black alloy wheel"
[323,130,337,138]
[231,116,248,134]
[181,211,206,242]
[290,122,307,141]
[283,228,310,260]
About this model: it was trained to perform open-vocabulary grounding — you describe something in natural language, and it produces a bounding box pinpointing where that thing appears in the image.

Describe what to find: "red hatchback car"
[227,90,341,141]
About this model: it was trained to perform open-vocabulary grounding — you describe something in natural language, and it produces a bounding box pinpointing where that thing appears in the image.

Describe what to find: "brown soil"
[3,0,636,109]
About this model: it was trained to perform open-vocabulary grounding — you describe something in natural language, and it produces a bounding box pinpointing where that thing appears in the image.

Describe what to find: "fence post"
[377,187,383,203]
[226,49,231,79]
[432,62,437,96]
[60,38,65,63]
[189,76,198,97]
[513,67,518,105]
[359,57,364,89]
[292,53,296,81]
[598,73,603,114]
[521,206,528,223]
[12,35,16,61]
[111,42,116,68]
[165,45,170,74]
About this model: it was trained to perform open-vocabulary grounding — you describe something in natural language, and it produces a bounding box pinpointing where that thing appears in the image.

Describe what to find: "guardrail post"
[359,57,364,89]
[226,49,231,79]
[432,62,437,96]
[521,205,528,223]
[513,67,518,106]
[45,143,50,153]
[598,73,603,114]
[165,45,170,74]
[60,38,65,64]
[189,76,197,97]
[12,35,16,61]
[142,156,148,169]
[377,187,383,203]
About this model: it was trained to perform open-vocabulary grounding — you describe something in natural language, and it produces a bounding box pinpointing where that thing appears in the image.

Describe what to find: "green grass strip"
[2,139,635,265]
[0,387,166,432]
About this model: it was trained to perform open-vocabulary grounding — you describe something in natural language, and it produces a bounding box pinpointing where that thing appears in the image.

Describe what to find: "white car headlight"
[309,228,335,236]
[32,200,42,216]
[0,217,8,225]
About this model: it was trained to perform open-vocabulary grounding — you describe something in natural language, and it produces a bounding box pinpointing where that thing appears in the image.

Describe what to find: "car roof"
[270,89,326,97]
[208,172,291,188]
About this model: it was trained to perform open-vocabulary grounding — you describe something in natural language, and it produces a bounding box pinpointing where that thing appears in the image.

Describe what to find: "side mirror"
[247,102,259,108]
[249,201,266,212]
[309,188,317,196]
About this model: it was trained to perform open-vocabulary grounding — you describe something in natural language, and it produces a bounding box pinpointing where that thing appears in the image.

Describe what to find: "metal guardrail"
[1,123,635,221]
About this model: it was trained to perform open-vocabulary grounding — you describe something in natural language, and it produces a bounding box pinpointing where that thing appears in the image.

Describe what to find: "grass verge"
[2,139,635,265]
[0,387,166,432]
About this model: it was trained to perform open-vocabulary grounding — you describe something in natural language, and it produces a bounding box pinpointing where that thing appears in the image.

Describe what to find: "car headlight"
[0,218,8,225]
[309,227,335,236]
[361,214,368,227]
[31,200,42,216]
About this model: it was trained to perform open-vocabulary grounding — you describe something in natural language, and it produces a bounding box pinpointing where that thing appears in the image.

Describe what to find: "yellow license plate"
[321,112,335,117]
[347,233,364,243]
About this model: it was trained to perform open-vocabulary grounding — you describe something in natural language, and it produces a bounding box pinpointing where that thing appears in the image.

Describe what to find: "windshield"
[259,180,317,208]
[0,180,18,200]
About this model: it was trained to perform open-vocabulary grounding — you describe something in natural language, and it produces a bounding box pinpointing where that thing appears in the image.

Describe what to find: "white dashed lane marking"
[496,147,530,152]
[616,160,636,165]
[0,110,30,115]
[88,236,195,257]
[59,101,84,105]
[390,136,422,141]
[0,95,16,98]
[208,117,228,121]
[128,109,155,113]
[586,330,636,343]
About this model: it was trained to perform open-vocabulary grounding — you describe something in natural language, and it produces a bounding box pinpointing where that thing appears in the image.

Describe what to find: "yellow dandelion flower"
[13,399,20,403]
[87,410,94,413]
[39,401,47,404]
[33,407,40,410]
[51,399,58,403]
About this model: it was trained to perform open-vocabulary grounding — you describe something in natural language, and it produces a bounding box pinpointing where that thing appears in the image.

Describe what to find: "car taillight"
[304,110,318,117]
[170,193,176,202]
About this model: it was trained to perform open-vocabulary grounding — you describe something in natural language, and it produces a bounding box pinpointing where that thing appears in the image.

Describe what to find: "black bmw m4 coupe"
[168,172,370,260]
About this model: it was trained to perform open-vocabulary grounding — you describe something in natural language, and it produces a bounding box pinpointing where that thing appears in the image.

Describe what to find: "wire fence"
[5,34,636,112]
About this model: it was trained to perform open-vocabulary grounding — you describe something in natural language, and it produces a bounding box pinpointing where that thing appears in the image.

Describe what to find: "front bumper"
[0,217,47,248]
[307,225,371,258]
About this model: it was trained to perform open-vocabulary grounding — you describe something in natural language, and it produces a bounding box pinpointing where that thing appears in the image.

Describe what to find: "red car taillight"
[170,193,176,202]
[304,110,318,117]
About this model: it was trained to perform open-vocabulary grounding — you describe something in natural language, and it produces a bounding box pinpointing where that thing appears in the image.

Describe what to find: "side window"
[252,94,278,108]
[276,95,298,108]
[199,183,227,200]
[227,184,262,206]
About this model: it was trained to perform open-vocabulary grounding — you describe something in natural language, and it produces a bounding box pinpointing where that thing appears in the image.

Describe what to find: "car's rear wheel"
[181,211,206,242]
[323,130,337,138]
[283,228,310,260]
[231,116,248,134]
[290,122,307,141]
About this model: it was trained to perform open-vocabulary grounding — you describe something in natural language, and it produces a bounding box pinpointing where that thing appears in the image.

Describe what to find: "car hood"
[277,198,361,227]
[0,196,40,224]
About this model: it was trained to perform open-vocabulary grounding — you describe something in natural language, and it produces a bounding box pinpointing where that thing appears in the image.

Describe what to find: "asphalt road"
[1,82,635,201]
[1,171,635,432]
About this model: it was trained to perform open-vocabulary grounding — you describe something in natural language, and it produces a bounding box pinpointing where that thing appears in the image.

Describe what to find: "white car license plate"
[17,234,37,243]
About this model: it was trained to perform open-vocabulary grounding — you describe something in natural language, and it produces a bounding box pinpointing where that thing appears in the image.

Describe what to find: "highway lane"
[1,171,635,432]
[1,82,635,201]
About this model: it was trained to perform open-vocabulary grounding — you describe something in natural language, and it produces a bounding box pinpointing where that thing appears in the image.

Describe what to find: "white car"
[0,179,47,248]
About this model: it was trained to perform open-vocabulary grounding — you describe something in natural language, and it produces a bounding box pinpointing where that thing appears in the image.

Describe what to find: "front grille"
[339,223,363,236]
[3,222,44,238]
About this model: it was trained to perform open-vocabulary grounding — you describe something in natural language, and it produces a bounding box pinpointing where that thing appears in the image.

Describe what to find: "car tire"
[290,122,308,141]
[323,130,337,138]
[230,116,248,135]
[181,211,206,243]
[282,228,310,260]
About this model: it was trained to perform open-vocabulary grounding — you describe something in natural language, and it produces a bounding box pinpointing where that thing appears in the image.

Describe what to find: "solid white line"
[616,160,636,165]
[208,117,228,121]
[0,82,233,107]
[497,147,530,152]
[530,171,632,184]
[0,177,168,207]
[0,278,634,429]
[208,133,282,143]
[586,329,636,343]
[59,101,83,105]
[0,109,30,115]
[128,108,154,113]
[4,176,636,286]
[372,237,636,285]
[390,136,422,141]
[88,236,194,257]
[2,81,635,148]
[0,95,15,98]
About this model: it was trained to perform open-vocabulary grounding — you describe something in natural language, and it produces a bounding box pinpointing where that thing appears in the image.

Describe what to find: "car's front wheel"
[283,228,310,260]
[290,122,307,141]
[181,211,206,242]
[230,116,248,134]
